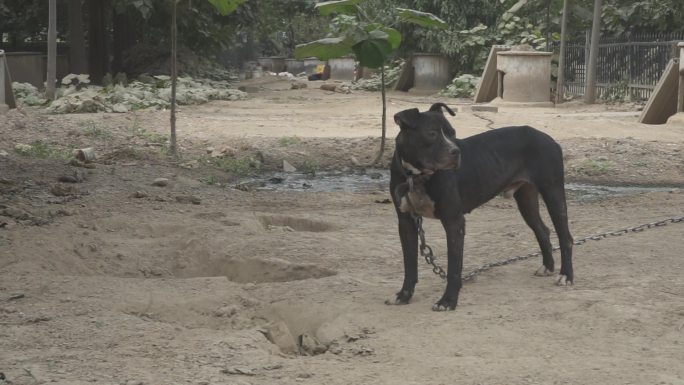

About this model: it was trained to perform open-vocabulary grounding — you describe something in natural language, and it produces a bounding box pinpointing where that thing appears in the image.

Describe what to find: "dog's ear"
[394,108,421,129]
[429,103,456,116]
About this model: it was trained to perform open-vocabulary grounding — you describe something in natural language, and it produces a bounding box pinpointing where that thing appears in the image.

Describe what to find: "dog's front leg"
[388,213,419,305]
[433,215,465,311]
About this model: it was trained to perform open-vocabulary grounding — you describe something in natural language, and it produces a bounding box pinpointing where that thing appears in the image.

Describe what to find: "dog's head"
[394,103,461,175]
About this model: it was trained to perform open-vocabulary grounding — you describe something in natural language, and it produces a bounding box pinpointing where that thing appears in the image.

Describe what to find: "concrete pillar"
[0,50,8,114]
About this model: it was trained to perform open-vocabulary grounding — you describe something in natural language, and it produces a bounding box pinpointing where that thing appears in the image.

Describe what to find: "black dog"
[388,103,573,311]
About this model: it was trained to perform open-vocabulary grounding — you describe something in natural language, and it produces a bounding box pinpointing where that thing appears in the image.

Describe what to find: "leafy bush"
[12,82,48,106]
[351,60,405,91]
[46,74,247,114]
[440,74,480,98]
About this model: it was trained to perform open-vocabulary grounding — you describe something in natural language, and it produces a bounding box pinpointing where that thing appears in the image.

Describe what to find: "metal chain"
[414,215,684,282]
[415,216,447,280]
[472,112,495,129]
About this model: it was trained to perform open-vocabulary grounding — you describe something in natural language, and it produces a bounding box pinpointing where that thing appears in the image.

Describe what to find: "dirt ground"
[1,76,684,385]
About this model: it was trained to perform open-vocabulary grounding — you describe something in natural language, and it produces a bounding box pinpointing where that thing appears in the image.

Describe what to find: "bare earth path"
[1,77,683,385]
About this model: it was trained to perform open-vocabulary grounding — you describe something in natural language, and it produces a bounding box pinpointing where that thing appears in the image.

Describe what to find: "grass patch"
[127,115,168,145]
[299,158,319,176]
[201,156,262,176]
[14,140,72,159]
[278,136,302,147]
[81,120,112,139]
[577,159,612,175]
[199,175,221,186]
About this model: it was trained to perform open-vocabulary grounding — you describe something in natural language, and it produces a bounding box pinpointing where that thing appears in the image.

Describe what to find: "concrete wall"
[496,51,552,103]
[328,57,355,81]
[4,52,69,88]
[257,57,286,73]
[5,52,43,88]
[412,53,450,91]
[285,59,304,75]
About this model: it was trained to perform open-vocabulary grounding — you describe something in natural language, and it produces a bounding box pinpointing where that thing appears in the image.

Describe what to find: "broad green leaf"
[294,37,354,60]
[395,8,447,29]
[315,0,367,16]
[352,32,393,69]
[380,27,401,50]
[207,0,246,16]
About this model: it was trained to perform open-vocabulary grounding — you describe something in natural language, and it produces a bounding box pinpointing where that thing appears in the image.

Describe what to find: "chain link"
[414,215,684,282]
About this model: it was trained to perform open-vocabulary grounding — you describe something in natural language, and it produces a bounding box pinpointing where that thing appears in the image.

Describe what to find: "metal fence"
[562,32,684,101]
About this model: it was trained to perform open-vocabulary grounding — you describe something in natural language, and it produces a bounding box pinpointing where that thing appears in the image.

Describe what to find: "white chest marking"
[400,159,422,175]
[399,186,436,219]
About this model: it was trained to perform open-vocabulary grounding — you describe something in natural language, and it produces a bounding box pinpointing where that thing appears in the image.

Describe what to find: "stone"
[130,191,148,198]
[298,333,327,356]
[283,160,297,173]
[471,105,499,112]
[152,178,169,187]
[213,305,238,318]
[175,195,201,205]
[264,320,298,354]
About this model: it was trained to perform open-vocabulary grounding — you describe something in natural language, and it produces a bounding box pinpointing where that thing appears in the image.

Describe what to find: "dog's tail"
[429,103,456,116]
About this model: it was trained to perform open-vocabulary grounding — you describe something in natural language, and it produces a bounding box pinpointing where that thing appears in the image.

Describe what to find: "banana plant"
[294,0,446,165]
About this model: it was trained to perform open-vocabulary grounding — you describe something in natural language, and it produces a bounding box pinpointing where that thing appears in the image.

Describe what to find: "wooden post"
[46,0,57,100]
[584,0,602,104]
[678,42,684,113]
[555,0,570,104]
[169,0,178,155]
[0,50,7,113]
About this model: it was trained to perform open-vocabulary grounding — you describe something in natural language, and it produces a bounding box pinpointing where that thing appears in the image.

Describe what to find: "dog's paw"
[556,275,573,286]
[385,289,412,306]
[385,298,408,306]
[534,265,554,277]
[431,298,457,312]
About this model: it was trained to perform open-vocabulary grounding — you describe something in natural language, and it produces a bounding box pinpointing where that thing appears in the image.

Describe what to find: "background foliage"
[1,0,683,77]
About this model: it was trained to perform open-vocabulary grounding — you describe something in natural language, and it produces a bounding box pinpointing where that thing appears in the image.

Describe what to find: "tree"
[46,0,57,100]
[87,0,109,84]
[584,0,602,104]
[294,0,446,164]
[67,0,88,74]
[555,0,570,104]
[169,0,246,156]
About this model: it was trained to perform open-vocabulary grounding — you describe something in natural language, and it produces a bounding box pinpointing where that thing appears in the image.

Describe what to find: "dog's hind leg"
[513,183,555,276]
[540,185,574,286]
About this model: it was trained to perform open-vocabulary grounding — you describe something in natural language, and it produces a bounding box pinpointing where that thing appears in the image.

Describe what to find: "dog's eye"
[427,130,438,139]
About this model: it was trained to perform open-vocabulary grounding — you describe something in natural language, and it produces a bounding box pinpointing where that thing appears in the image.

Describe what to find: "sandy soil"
[1,76,684,385]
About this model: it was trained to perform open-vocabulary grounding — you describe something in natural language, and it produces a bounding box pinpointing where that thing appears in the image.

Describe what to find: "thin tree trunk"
[372,65,387,165]
[555,0,570,104]
[46,0,57,99]
[87,0,109,84]
[169,0,178,156]
[584,0,602,104]
[68,0,88,74]
[545,0,551,53]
